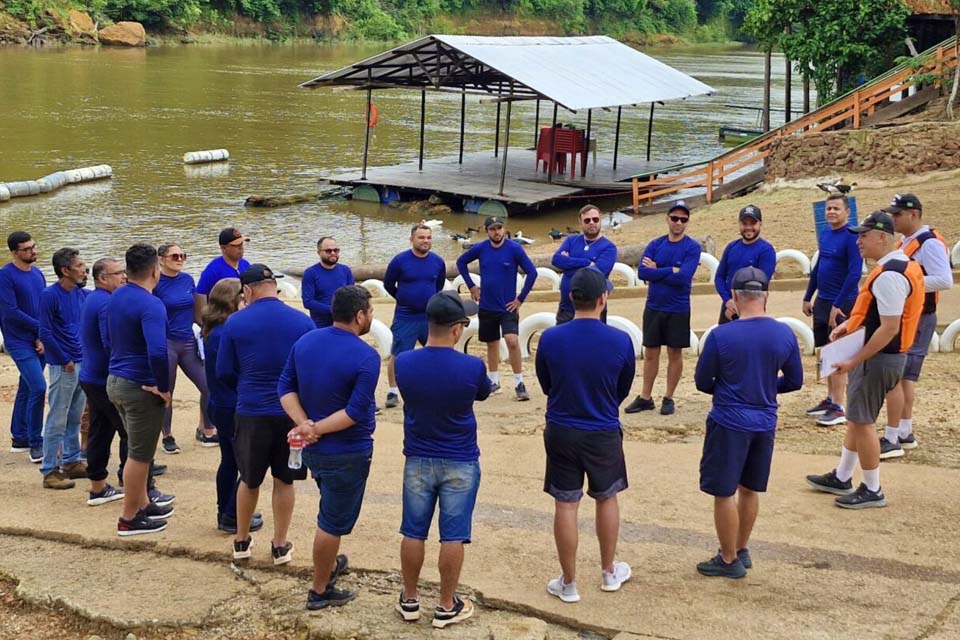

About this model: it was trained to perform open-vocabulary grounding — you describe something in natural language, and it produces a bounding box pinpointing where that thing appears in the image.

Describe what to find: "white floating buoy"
[607,315,643,357]
[367,319,393,358]
[183,149,230,165]
[276,280,299,299]
[62,165,113,183]
[534,267,561,291]
[939,319,960,353]
[360,279,389,299]
[775,249,811,276]
[611,262,639,288]
[518,312,558,359]
[0,184,9,202]
[688,329,700,354]
[442,279,456,292]
[775,316,816,355]
[699,252,719,282]
[4,181,43,198]
[457,317,509,361]
[37,172,69,193]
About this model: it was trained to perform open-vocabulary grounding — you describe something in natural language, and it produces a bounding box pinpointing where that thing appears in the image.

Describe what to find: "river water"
[0,42,801,278]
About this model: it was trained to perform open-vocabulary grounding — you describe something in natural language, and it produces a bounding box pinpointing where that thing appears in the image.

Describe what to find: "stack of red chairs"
[535,127,587,179]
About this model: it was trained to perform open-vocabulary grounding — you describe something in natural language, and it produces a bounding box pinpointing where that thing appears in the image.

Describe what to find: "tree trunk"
[949,16,960,120]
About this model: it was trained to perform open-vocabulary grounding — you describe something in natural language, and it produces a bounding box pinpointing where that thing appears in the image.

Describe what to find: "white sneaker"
[546,576,580,603]
[601,561,632,592]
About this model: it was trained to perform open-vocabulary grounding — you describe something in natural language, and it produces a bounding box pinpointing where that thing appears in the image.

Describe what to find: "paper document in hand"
[819,328,865,379]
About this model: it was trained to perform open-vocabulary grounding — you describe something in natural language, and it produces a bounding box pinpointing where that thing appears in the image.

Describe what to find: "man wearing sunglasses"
[197,228,252,304]
[302,236,355,329]
[627,201,701,416]
[551,204,617,325]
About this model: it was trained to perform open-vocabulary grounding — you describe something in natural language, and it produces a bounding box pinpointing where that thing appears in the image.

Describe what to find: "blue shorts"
[699,418,775,497]
[400,457,481,543]
[391,318,429,356]
[303,448,373,537]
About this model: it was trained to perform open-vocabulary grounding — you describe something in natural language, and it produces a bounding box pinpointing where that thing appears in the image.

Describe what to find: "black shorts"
[699,417,775,496]
[543,422,627,503]
[234,414,307,488]
[813,298,854,348]
[478,309,520,342]
[642,308,690,348]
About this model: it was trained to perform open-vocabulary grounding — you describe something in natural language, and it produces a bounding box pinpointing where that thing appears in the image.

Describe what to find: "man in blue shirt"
[281,285,380,610]
[695,267,803,579]
[218,264,314,565]
[394,291,490,628]
[626,201,701,416]
[456,216,537,400]
[383,223,447,409]
[551,204,617,325]
[0,231,47,462]
[714,205,776,324]
[536,267,635,604]
[38,248,89,490]
[301,236,355,328]
[196,227,252,302]
[803,194,863,426]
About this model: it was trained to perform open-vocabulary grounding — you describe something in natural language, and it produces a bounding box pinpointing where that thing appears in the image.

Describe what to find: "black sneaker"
[624,396,655,413]
[10,439,29,453]
[29,446,43,463]
[272,541,293,565]
[197,428,219,447]
[233,537,253,560]
[879,437,904,460]
[660,397,675,415]
[396,591,421,621]
[805,469,854,496]
[432,594,475,628]
[697,553,747,579]
[329,553,349,584]
[489,382,501,395]
[118,513,168,537]
[148,487,176,507]
[306,586,356,610]
[515,381,530,401]
[385,392,400,408]
[143,502,175,521]
[899,433,918,450]
[218,513,264,534]
[737,548,752,569]
[162,436,180,455]
[87,484,124,506]
[835,483,887,509]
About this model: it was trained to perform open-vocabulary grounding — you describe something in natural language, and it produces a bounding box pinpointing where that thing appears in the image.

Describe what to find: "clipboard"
[819,328,865,379]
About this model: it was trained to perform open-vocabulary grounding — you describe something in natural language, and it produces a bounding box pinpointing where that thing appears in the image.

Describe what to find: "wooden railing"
[632,37,959,212]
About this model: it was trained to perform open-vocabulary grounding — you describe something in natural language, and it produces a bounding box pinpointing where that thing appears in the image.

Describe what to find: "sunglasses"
[163,253,187,261]
[582,217,601,223]
[669,215,689,223]
[322,248,341,254]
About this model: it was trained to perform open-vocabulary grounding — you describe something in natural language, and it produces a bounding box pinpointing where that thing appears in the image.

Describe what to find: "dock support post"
[361,82,372,181]
[762,49,772,131]
[613,106,622,171]
[419,90,426,171]
[459,90,466,164]
[495,99,502,157]
[534,99,541,147]
[585,109,592,166]
[785,56,792,123]
[547,103,558,184]
[498,84,514,196]
[646,103,655,162]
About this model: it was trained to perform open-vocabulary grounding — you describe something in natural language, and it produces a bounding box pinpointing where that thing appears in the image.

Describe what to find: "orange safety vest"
[845,259,925,354]
[896,228,949,314]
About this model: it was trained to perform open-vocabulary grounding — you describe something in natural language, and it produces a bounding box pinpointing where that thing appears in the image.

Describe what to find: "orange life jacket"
[845,259,925,354]
[896,228,949,314]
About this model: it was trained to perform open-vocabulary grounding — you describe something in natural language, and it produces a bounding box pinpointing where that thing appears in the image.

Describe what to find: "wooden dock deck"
[324,149,678,208]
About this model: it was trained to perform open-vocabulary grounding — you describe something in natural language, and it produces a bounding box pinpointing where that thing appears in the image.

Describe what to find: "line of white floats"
[0,165,113,202]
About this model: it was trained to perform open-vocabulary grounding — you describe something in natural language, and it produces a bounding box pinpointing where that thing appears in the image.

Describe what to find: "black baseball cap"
[884,193,922,213]
[218,227,250,245]
[668,200,691,216]
[739,204,762,221]
[849,210,895,235]
[571,266,614,304]
[731,266,769,292]
[484,216,505,229]
[240,263,283,286]
[426,291,478,325]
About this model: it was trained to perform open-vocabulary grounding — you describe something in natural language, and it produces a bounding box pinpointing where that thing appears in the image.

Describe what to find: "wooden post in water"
[785,57,792,123]
[646,103,655,162]
[585,109,592,165]
[534,99,540,147]
[494,101,502,158]
[418,90,426,171]
[458,90,466,164]
[613,106,622,171]
[762,49,772,132]
[547,103,558,184]
[498,84,514,196]
[361,82,372,181]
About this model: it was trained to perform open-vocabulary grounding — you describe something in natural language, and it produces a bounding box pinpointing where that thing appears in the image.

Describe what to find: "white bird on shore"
[514,231,535,246]
[421,219,444,230]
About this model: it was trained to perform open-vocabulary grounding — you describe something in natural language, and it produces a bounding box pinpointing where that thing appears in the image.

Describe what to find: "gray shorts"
[903,312,937,382]
[846,353,906,425]
[107,375,166,463]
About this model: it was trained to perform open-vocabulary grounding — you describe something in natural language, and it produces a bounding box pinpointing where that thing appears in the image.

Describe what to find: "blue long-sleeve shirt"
[196,256,250,296]
[455,239,538,312]
[714,238,776,304]
[695,317,803,432]
[0,263,46,352]
[301,263,355,328]
[804,226,862,305]
[79,288,112,386]
[551,235,617,314]
[39,282,85,366]
[203,324,237,410]
[383,250,447,320]
[638,235,701,313]
[216,297,315,417]
[278,326,381,454]
[154,272,197,340]
[396,346,491,461]
[536,319,635,431]
[108,283,170,391]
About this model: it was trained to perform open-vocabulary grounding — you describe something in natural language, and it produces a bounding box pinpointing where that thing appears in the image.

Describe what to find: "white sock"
[862,468,881,492]
[514,373,523,386]
[898,418,913,438]
[389,386,399,395]
[883,426,899,444]
[489,372,500,385]
[836,447,858,482]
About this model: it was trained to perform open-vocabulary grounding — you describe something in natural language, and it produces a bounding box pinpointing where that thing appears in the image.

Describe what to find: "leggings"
[208,403,238,519]
[163,337,212,436]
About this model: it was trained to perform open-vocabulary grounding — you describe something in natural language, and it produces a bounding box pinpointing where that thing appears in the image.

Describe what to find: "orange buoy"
[368,103,379,128]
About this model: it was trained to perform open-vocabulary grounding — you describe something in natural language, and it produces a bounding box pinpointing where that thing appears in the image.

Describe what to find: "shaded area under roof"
[300,35,714,112]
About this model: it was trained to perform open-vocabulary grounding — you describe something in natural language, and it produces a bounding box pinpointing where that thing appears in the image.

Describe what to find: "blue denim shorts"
[303,448,373,537]
[400,457,481,543]
[390,318,429,355]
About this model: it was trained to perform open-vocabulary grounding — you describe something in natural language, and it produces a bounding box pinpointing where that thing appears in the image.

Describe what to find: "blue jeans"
[401,457,481,543]
[303,448,373,537]
[40,363,86,476]
[7,345,46,448]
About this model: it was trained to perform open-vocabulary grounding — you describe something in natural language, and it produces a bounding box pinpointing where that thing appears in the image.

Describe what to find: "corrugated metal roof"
[300,35,714,112]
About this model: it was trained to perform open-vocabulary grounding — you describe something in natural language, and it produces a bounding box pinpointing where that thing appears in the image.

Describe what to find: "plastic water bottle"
[288,434,304,470]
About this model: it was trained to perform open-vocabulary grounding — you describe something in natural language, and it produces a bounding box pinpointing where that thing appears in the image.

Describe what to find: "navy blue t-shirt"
[804,225,862,306]
[535,319,635,431]
[551,235,617,314]
[695,316,804,432]
[455,239,538,312]
[39,282,85,366]
[714,238,776,304]
[301,263,355,328]
[396,346,491,461]
[216,297,315,417]
[383,250,447,320]
[278,326,381,454]
[638,235,701,313]
[108,282,170,391]
[79,288,112,386]
[0,263,45,352]
[154,272,197,340]
[197,256,251,296]
[203,324,237,410]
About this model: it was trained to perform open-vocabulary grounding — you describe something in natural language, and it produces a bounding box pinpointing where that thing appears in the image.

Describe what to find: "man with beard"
[383,224,447,409]
[551,204,617,325]
[197,228,252,304]
[0,232,46,462]
[302,236,355,329]
[713,205,775,324]
[456,216,537,400]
